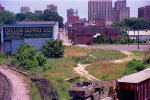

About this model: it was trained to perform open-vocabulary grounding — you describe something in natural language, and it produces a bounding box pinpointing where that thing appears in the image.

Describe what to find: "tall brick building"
[88,0,112,26]
[113,0,130,21]
[67,9,79,25]
[138,5,150,21]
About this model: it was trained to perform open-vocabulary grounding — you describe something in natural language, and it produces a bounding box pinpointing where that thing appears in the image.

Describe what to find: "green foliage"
[15,44,47,70]
[93,34,106,44]
[15,13,26,21]
[123,59,146,75]
[0,10,16,25]
[124,18,149,30]
[72,56,93,64]
[25,12,40,21]
[41,40,65,58]
[101,74,110,80]
[42,10,64,28]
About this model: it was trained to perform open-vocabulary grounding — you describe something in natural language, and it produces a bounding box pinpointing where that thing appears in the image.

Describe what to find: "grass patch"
[86,61,126,80]
[30,82,41,100]
[90,49,127,61]
[72,56,93,64]
[32,58,86,99]
[131,51,145,60]
[64,46,90,58]
[0,54,12,64]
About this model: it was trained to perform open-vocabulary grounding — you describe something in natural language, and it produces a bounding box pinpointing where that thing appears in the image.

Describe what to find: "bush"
[41,40,65,58]
[14,44,47,70]
[123,59,146,75]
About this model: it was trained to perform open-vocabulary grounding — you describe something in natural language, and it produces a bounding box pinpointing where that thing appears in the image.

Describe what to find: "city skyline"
[0,0,150,22]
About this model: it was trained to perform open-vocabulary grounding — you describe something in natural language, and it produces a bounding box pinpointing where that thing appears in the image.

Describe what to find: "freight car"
[69,81,117,100]
[117,67,150,100]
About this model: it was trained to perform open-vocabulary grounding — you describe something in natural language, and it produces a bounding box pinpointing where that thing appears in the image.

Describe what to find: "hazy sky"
[0,0,150,22]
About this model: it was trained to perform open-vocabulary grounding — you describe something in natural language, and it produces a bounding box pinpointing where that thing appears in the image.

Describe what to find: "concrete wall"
[24,38,51,50]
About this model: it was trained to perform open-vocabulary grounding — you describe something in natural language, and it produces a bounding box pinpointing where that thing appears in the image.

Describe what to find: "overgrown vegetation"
[93,34,118,44]
[0,10,64,28]
[123,59,147,75]
[12,44,47,70]
[72,56,93,64]
[41,40,65,58]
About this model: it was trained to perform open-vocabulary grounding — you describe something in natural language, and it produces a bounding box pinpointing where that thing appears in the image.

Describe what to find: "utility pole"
[138,30,139,50]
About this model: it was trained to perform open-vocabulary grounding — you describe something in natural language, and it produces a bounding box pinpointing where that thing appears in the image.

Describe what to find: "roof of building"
[128,30,150,36]
[118,67,150,83]
[16,21,57,25]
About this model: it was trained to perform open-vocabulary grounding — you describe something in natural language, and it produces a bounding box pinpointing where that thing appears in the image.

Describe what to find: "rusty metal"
[69,82,95,99]
[69,80,117,100]
[0,72,12,100]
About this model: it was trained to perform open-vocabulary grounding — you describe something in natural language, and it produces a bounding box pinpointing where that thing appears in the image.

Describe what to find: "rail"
[0,71,12,100]
[6,64,59,100]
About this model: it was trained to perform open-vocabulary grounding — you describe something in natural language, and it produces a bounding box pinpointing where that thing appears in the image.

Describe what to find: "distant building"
[34,10,43,15]
[58,28,72,46]
[47,4,57,12]
[88,0,112,26]
[67,9,79,25]
[113,0,130,21]
[20,6,30,14]
[0,21,59,54]
[128,30,150,42]
[0,5,4,11]
[138,5,150,21]
[67,9,78,18]
[67,26,120,45]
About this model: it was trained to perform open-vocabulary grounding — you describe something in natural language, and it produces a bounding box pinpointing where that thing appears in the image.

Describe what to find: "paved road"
[79,44,150,51]
[0,72,12,100]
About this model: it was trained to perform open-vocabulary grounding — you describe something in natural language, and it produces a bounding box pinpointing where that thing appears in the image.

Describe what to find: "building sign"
[3,26,53,40]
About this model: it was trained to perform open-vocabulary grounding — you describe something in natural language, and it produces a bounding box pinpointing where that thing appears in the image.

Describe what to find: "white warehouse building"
[128,30,150,43]
[0,21,59,54]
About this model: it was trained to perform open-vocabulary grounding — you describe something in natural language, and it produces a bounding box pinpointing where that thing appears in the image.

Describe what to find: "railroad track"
[0,72,12,100]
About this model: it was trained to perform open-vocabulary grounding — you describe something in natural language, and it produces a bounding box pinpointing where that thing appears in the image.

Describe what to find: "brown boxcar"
[118,68,150,100]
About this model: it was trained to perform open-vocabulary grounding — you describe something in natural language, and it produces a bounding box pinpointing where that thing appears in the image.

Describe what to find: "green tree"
[15,44,47,69]
[0,10,16,25]
[42,10,64,28]
[124,18,148,30]
[41,40,65,58]
[93,34,106,44]
[15,13,26,21]
[25,12,39,21]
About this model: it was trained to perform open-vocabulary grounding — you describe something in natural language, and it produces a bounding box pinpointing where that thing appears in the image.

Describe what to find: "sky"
[0,0,150,22]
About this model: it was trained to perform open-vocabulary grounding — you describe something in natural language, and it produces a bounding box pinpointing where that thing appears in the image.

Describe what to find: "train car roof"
[118,67,150,83]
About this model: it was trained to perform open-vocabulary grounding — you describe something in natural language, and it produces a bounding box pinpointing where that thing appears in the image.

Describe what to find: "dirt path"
[0,64,30,100]
[73,63,99,81]
[110,51,133,63]
[74,51,134,81]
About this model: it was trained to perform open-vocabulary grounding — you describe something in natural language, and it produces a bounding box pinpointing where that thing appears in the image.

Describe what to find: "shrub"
[123,59,146,75]
[41,40,65,58]
[14,44,47,70]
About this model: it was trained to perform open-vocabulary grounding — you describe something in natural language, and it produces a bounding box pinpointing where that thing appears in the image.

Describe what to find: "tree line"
[112,18,150,30]
[0,10,64,28]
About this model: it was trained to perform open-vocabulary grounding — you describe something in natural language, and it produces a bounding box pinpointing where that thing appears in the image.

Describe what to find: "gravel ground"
[0,64,30,100]
[79,44,150,51]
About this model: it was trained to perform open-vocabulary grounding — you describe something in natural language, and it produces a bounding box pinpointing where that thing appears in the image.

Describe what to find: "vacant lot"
[0,46,146,99]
